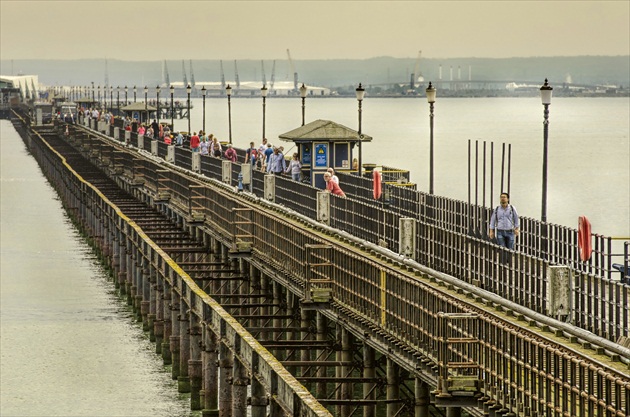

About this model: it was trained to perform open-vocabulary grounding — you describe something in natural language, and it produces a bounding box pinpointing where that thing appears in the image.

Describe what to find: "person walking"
[285,153,302,181]
[489,192,520,252]
[267,147,286,175]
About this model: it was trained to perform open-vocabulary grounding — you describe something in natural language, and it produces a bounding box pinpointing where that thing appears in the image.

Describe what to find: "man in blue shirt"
[489,192,520,250]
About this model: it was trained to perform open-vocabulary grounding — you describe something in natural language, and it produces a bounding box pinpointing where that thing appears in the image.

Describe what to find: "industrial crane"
[182,60,188,88]
[189,59,196,88]
[410,50,422,90]
[270,60,276,90]
[164,60,170,87]
[220,60,226,90]
[286,49,298,91]
[261,60,267,86]
[234,60,240,88]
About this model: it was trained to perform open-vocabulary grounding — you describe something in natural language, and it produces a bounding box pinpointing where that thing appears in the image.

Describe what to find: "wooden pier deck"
[8,111,630,417]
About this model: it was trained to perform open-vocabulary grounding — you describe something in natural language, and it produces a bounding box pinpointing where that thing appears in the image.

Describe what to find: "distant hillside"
[1,56,628,88]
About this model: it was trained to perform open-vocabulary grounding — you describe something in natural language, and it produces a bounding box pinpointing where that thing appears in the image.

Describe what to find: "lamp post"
[299,83,307,126]
[116,86,120,114]
[169,85,174,131]
[355,83,365,176]
[226,84,233,144]
[124,85,128,105]
[540,78,553,224]
[97,85,101,108]
[425,81,437,195]
[91,81,94,103]
[133,85,137,103]
[144,86,148,124]
[186,84,191,134]
[156,85,161,128]
[109,86,113,112]
[261,85,268,140]
[201,85,206,133]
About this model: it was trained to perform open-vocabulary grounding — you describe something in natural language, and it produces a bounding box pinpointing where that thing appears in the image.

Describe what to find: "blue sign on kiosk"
[314,143,328,168]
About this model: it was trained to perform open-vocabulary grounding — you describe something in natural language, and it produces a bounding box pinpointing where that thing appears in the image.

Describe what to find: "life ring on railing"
[578,215,592,262]
[373,169,382,200]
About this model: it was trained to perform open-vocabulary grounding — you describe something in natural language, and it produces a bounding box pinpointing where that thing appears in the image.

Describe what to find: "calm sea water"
[0,121,196,416]
[175,96,629,240]
[0,96,628,415]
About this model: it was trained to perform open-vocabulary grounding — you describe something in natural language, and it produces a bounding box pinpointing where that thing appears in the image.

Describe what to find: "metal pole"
[156,88,160,128]
[116,88,120,114]
[170,89,174,131]
[358,99,362,176]
[542,102,550,223]
[301,96,305,126]
[262,95,266,139]
[227,95,232,144]
[429,101,434,194]
[187,90,191,134]
[202,92,206,133]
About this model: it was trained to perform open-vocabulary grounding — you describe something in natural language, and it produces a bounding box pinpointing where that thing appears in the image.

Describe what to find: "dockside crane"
[410,50,422,90]
[270,60,276,90]
[164,60,170,87]
[189,59,196,88]
[220,60,226,90]
[286,49,298,91]
[234,60,240,88]
[182,60,188,89]
[261,60,267,86]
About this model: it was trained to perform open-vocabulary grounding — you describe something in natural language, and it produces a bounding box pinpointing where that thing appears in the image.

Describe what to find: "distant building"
[0,75,40,100]
[169,80,331,97]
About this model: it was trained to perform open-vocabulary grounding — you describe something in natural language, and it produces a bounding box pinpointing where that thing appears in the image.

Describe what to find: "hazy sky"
[1,1,628,61]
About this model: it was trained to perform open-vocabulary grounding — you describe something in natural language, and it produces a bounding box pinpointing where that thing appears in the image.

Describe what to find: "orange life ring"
[578,216,592,262]
[373,169,382,200]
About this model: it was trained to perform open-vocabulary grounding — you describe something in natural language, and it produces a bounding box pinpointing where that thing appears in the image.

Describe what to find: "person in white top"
[327,167,339,184]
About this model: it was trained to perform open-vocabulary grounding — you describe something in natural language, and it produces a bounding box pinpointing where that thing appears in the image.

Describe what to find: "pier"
[7,110,630,416]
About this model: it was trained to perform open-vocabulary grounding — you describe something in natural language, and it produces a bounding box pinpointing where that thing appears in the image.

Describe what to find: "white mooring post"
[126,130,132,146]
[264,174,275,202]
[399,218,417,259]
[151,140,158,156]
[546,265,571,321]
[317,191,330,225]
[222,160,232,184]
[166,145,175,163]
[192,153,201,173]
[114,126,120,141]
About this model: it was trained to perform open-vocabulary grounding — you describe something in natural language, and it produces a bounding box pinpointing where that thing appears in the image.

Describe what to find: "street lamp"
[355,83,365,176]
[109,86,113,112]
[124,85,128,105]
[156,85,161,128]
[425,81,437,195]
[116,86,120,114]
[299,83,307,126]
[261,85,268,140]
[540,78,553,224]
[186,84,192,134]
[169,85,174,131]
[97,85,101,108]
[144,86,148,124]
[226,84,233,144]
[201,85,206,133]
[91,81,95,103]
[133,85,137,103]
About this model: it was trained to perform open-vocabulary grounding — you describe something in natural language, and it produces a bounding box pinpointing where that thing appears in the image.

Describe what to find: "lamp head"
[261,85,268,97]
[156,85,161,93]
[226,84,232,96]
[355,83,365,101]
[425,82,437,103]
[201,86,206,96]
[299,83,308,98]
[169,85,174,94]
[186,84,192,94]
[540,78,553,105]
